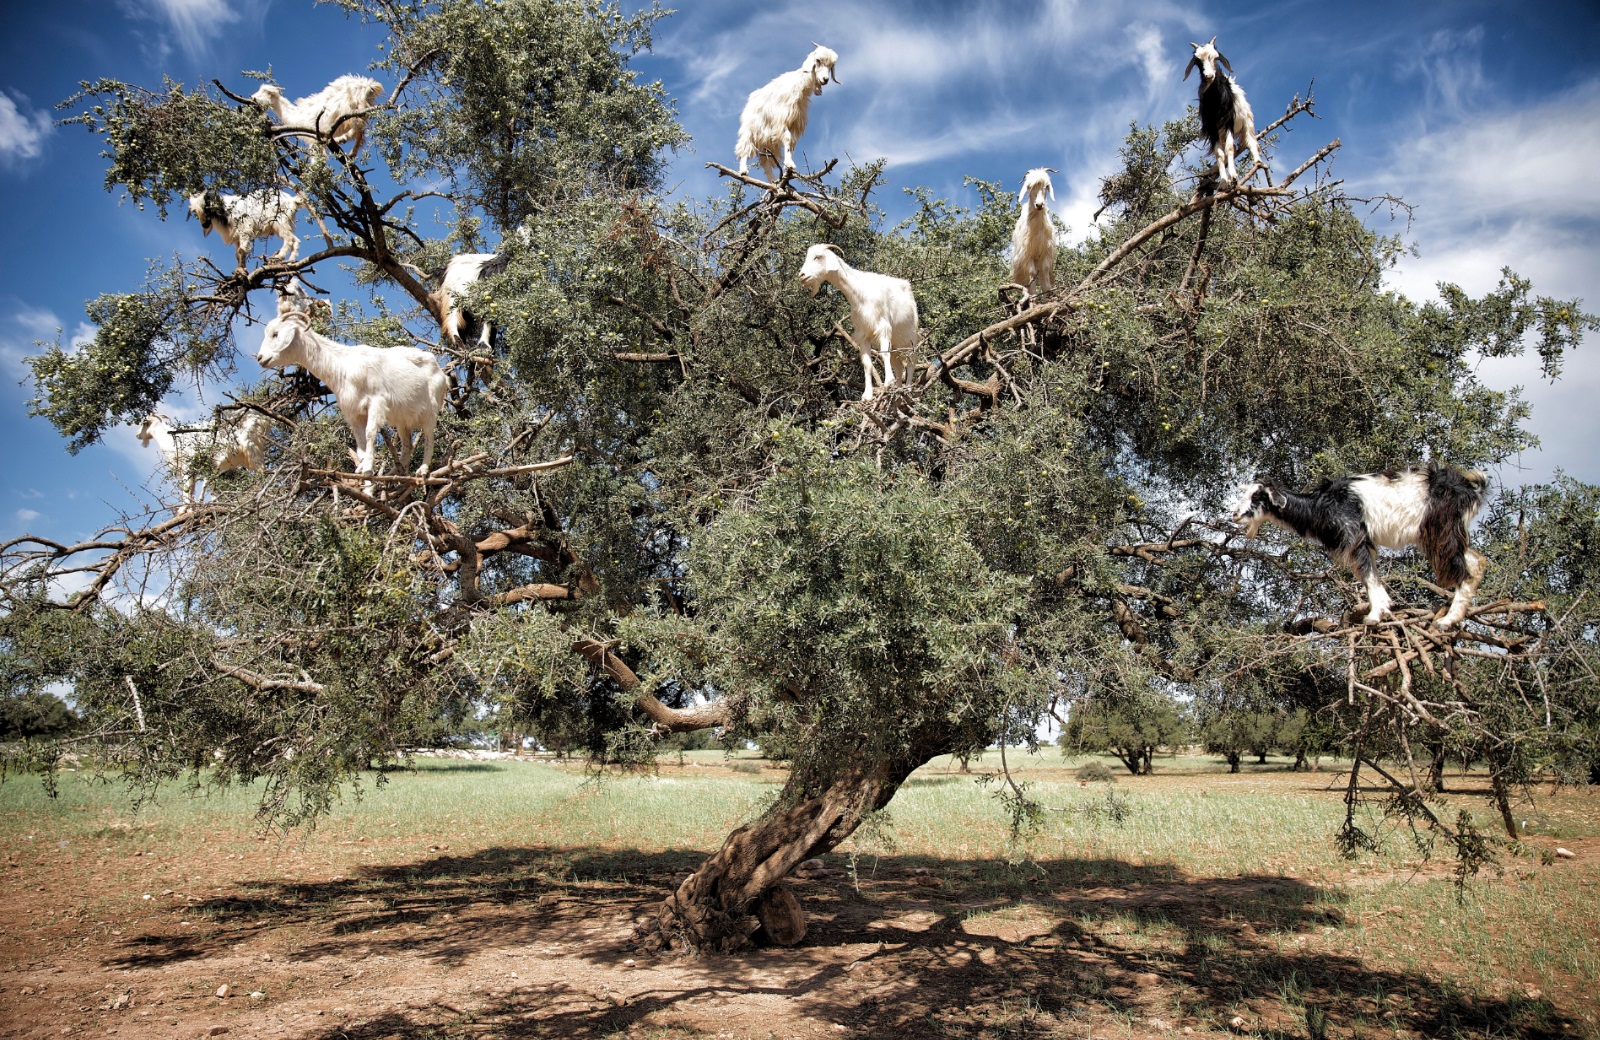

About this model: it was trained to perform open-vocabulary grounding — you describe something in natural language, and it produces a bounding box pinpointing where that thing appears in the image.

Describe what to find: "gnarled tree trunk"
[633,734,945,955]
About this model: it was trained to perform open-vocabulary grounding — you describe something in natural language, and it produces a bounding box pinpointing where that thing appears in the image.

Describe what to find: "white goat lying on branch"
[1233,464,1489,629]
[256,296,449,481]
[1010,168,1057,296]
[251,75,384,153]
[798,244,919,402]
[136,410,273,506]
[736,45,839,183]
[187,190,303,268]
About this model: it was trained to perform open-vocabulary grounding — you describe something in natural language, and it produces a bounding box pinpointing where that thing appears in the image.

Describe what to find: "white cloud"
[1374,78,1600,485]
[0,93,53,167]
[15,508,40,523]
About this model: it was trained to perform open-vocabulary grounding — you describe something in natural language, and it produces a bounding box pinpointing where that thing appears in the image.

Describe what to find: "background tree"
[2,0,1596,955]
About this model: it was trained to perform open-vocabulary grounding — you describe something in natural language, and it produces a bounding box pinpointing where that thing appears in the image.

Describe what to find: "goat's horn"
[815,243,843,254]
[1044,167,1058,174]
[1208,35,1217,45]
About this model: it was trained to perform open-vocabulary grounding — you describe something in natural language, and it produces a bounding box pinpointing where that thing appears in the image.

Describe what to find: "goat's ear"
[1217,51,1234,74]
[1183,56,1199,81]
[1267,486,1287,510]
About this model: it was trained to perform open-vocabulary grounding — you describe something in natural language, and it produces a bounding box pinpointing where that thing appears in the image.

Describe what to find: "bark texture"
[634,731,946,954]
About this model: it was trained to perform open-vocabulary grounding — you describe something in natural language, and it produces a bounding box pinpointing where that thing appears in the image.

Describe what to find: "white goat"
[797,244,919,402]
[1009,168,1057,296]
[1233,465,1489,629]
[136,411,273,506]
[736,45,839,182]
[432,252,510,350]
[256,297,449,480]
[1184,36,1262,187]
[251,75,384,153]
[186,190,303,268]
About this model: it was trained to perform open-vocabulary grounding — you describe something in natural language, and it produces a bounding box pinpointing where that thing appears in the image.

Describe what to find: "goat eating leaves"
[1233,465,1489,629]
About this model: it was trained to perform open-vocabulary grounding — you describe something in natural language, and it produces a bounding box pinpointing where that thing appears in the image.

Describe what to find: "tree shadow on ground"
[103,845,1576,1039]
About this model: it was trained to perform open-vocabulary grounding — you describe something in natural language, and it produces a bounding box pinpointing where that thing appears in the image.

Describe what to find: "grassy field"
[1,749,1596,1039]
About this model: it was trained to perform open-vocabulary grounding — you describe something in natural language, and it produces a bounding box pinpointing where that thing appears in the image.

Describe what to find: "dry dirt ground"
[2,764,1596,1040]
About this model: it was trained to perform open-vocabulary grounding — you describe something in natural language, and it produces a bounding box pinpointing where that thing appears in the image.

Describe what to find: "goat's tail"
[1419,464,1489,587]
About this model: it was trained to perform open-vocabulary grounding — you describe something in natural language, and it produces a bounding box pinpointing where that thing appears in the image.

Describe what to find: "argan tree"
[3,0,1596,955]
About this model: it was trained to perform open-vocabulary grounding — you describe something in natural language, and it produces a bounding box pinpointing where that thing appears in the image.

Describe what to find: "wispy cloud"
[15,508,41,523]
[1400,26,1487,120]
[0,92,54,168]
[123,0,243,63]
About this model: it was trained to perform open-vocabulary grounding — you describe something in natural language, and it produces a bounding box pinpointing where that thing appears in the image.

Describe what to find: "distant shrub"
[1075,761,1117,784]
[728,760,762,774]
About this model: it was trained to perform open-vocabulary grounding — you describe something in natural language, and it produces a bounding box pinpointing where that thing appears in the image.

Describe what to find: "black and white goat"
[431,252,511,350]
[186,189,303,268]
[1232,465,1489,629]
[1184,36,1262,187]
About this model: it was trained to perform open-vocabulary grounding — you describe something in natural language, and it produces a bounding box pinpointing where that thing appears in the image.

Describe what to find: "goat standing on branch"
[251,75,384,153]
[1185,36,1263,187]
[1233,464,1489,629]
[256,295,448,482]
[186,190,303,269]
[798,244,919,403]
[736,45,838,183]
[1009,168,1058,296]
[136,411,273,507]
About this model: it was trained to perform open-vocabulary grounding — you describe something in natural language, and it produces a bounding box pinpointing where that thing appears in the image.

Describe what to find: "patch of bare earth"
[1,769,1594,1039]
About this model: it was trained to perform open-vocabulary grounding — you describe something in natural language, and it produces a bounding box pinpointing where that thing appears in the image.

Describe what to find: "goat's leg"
[780,129,796,176]
[417,420,437,478]
[875,323,898,391]
[860,347,876,401]
[1437,548,1487,630]
[277,228,300,262]
[1351,542,1391,624]
[351,409,378,493]
[1218,135,1238,185]
[389,423,415,477]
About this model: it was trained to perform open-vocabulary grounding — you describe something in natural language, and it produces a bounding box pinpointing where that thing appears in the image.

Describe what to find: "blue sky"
[1,0,1597,552]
